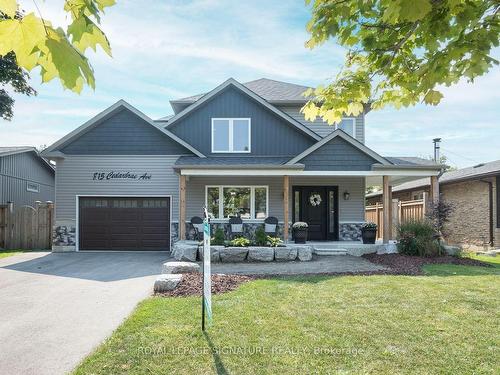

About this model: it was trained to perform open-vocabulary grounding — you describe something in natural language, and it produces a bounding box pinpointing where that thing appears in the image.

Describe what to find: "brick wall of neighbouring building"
[441,179,492,248]
[366,176,500,249]
[493,177,499,247]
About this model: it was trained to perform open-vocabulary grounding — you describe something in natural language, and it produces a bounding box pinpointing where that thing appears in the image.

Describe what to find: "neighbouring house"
[42,78,441,252]
[0,147,55,207]
[366,160,500,249]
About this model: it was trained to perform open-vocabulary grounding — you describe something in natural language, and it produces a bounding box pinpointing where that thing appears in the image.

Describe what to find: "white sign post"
[202,207,212,330]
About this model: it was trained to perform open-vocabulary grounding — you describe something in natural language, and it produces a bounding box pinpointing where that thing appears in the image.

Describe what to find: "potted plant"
[361,222,377,244]
[292,222,308,244]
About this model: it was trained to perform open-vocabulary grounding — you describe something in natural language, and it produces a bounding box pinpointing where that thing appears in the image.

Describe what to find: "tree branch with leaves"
[0,0,114,119]
[302,0,500,124]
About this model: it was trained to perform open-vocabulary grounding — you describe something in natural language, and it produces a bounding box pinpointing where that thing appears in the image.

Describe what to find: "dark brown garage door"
[79,197,170,251]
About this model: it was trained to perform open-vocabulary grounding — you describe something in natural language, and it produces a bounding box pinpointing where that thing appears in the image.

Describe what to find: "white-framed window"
[26,182,39,193]
[205,185,268,219]
[211,118,251,153]
[336,118,356,138]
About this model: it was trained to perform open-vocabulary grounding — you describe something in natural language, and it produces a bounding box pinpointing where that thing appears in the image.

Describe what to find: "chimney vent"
[433,138,441,162]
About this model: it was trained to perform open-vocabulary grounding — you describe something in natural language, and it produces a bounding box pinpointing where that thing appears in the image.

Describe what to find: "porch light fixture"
[343,191,350,200]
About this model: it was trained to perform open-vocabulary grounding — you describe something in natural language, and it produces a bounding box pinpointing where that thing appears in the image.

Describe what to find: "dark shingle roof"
[174,156,299,168]
[173,78,312,103]
[385,156,440,167]
[0,146,36,156]
[367,159,500,197]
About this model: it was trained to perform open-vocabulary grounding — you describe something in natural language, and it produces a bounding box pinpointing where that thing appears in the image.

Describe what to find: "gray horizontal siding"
[169,86,315,156]
[0,152,55,206]
[277,105,365,143]
[54,156,180,222]
[290,176,366,222]
[61,108,193,155]
[184,176,365,223]
[300,137,377,171]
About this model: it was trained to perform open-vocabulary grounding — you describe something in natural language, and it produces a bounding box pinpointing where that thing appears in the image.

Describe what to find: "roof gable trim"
[165,78,321,141]
[286,129,389,165]
[42,100,205,158]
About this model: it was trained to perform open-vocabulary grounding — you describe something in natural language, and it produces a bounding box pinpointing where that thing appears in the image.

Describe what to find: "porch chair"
[264,216,279,237]
[228,216,243,239]
[190,216,204,241]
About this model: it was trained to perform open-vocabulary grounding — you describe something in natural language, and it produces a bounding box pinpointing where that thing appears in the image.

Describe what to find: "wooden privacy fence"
[0,202,54,250]
[365,194,427,240]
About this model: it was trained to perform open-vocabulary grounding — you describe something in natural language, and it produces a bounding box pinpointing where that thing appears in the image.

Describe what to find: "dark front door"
[293,186,339,241]
[79,197,170,251]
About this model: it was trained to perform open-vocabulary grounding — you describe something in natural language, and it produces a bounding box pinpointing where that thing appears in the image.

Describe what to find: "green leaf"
[67,15,111,55]
[346,102,364,116]
[0,0,17,17]
[0,13,47,70]
[423,90,443,105]
[399,0,432,22]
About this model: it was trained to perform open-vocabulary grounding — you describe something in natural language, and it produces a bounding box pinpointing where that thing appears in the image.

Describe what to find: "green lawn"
[0,249,33,259]
[75,261,499,375]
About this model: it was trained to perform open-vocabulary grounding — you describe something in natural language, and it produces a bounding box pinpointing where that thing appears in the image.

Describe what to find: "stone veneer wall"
[173,222,363,242]
[53,221,76,252]
[441,179,492,248]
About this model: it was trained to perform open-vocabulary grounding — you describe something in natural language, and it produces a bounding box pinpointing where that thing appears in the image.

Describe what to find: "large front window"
[211,118,251,152]
[206,186,268,219]
[336,118,356,137]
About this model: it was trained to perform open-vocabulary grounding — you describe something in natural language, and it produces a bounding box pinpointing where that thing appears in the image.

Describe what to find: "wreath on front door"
[309,193,322,207]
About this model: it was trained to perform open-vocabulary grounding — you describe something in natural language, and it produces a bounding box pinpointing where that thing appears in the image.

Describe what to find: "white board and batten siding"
[55,155,181,222]
[277,105,365,143]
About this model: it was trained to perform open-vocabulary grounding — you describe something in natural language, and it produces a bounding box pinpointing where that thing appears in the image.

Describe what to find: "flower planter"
[361,228,377,244]
[293,228,308,244]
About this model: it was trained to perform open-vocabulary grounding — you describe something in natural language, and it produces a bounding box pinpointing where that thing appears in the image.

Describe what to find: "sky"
[1,0,499,168]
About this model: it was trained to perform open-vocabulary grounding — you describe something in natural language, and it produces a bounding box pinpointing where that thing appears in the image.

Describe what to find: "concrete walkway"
[0,251,168,375]
[212,255,387,275]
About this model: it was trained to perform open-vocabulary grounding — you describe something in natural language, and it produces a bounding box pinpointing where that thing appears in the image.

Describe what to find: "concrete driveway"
[0,251,169,375]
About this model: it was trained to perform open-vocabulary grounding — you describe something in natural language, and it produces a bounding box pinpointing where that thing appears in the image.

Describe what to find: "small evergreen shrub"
[211,228,225,246]
[254,227,267,246]
[397,219,443,257]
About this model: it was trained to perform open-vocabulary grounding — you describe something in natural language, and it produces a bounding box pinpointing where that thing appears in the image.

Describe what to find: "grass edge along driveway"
[74,258,499,374]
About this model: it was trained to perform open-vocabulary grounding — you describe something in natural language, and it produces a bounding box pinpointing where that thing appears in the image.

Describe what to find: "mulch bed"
[156,273,254,297]
[156,255,493,297]
[362,253,492,276]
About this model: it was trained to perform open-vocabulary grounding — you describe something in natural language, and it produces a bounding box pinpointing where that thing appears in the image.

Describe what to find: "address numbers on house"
[92,171,152,181]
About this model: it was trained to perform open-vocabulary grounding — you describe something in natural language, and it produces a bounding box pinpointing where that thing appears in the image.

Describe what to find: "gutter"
[479,179,494,247]
[173,164,305,170]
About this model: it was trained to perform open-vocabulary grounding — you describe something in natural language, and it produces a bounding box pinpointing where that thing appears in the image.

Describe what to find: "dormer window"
[211,118,251,153]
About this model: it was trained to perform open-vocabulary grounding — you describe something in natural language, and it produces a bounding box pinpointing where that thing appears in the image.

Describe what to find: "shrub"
[397,219,443,257]
[266,236,283,247]
[426,197,454,238]
[211,228,225,246]
[230,237,250,247]
[254,227,267,246]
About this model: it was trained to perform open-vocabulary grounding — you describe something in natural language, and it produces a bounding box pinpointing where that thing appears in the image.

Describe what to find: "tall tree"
[303,0,500,124]
[0,0,114,119]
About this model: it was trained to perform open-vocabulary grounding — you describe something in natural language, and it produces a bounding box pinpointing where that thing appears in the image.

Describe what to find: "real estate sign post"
[202,207,212,330]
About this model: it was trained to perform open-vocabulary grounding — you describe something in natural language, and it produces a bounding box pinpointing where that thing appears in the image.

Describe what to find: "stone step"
[313,248,348,256]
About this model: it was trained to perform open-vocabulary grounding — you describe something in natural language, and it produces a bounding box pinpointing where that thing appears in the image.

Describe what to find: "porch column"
[283,175,290,242]
[179,174,186,240]
[382,175,392,243]
[430,175,439,206]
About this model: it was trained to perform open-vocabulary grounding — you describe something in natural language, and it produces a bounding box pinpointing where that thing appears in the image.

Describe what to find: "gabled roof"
[42,100,205,158]
[0,146,55,172]
[172,78,313,104]
[164,78,321,141]
[286,129,390,166]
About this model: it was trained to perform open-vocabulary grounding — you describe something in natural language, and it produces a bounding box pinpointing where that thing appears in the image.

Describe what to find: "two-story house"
[42,78,441,252]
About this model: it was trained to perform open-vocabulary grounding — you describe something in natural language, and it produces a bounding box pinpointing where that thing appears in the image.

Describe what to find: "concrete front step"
[313,248,348,256]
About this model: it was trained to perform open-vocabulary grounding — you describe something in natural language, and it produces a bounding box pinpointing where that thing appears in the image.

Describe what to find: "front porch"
[175,166,441,245]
